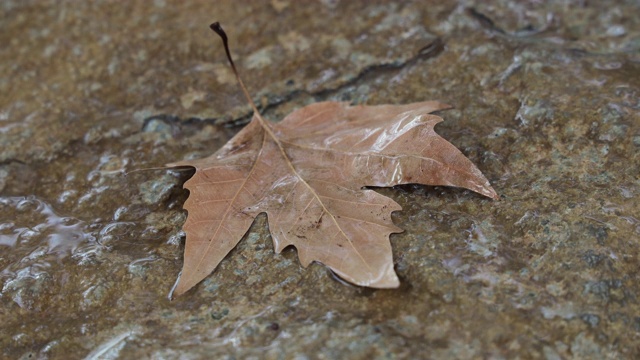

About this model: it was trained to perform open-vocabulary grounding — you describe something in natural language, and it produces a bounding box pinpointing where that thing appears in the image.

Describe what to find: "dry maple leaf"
[168,23,497,297]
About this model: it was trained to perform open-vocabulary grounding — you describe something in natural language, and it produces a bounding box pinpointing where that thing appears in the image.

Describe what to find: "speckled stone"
[1,0,639,359]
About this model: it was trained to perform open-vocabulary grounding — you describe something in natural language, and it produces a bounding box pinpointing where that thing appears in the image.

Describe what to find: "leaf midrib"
[255,116,373,273]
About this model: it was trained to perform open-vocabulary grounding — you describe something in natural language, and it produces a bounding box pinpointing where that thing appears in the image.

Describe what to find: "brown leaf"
[168,100,497,296]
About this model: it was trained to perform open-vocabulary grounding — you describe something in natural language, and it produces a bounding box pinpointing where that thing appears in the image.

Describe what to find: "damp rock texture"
[1,1,639,359]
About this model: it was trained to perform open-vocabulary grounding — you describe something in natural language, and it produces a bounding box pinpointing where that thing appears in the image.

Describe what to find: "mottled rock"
[1,0,639,359]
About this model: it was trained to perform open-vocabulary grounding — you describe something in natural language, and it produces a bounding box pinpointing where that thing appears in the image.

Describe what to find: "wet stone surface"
[1,0,639,359]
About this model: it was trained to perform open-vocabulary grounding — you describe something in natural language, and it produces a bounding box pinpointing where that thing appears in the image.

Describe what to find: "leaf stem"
[210,22,268,128]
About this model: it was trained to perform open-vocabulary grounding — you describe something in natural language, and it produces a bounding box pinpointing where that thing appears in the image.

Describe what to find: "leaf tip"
[370,272,400,289]
[365,263,401,289]
[437,102,453,110]
[171,278,192,298]
[483,184,500,200]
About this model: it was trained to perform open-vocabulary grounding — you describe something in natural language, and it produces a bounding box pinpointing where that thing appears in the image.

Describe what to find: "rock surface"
[1,0,639,358]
